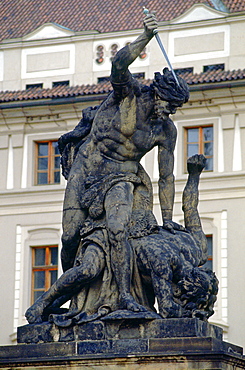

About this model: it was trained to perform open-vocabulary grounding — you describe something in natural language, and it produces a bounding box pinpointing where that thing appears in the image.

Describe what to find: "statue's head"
[153,68,189,114]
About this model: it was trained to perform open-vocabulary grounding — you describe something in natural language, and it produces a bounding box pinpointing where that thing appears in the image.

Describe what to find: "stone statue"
[25,13,218,326]
[25,154,217,325]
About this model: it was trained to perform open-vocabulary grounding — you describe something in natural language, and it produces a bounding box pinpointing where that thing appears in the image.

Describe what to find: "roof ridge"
[0,0,245,42]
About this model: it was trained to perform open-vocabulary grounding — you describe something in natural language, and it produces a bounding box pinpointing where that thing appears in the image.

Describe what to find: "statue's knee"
[107,221,126,244]
[77,262,98,282]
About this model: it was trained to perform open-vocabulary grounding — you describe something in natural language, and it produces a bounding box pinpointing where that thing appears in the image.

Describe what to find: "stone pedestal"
[0,318,244,369]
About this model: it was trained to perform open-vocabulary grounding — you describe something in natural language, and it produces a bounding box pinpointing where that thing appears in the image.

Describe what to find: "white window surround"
[21,132,66,189]
[21,44,75,79]
[176,212,229,335]
[6,135,14,189]
[232,114,242,171]
[11,225,62,342]
[204,211,229,338]
[168,24,230,63]
[175,117,220,177]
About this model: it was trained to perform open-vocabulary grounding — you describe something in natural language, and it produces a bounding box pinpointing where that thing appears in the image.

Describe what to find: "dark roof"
[1,68,245,104]
[0,0,245,42]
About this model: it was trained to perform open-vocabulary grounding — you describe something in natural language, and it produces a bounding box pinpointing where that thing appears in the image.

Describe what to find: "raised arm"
[110,13,157,86]
[158,142,175,224]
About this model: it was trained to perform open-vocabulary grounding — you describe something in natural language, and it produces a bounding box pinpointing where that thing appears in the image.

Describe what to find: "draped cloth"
[50,164,159,327]
[50,226,157,327]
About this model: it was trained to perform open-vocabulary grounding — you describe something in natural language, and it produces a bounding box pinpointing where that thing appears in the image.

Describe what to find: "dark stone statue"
[25,13,218,328]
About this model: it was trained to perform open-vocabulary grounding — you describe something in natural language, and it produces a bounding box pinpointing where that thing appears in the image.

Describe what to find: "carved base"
[17,316,223,344]
[0,319,244,369]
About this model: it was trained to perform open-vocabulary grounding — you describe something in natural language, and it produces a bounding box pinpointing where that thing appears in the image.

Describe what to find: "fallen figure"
[25,154,218,325]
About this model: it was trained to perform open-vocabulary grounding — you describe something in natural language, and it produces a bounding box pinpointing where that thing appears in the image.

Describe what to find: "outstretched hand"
[163,219,186,234]
[143,11,158,37]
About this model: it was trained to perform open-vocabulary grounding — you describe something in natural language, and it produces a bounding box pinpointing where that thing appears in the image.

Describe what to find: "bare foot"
[187,154,206,175]
[119,293,148,312]
[25,299,46,324]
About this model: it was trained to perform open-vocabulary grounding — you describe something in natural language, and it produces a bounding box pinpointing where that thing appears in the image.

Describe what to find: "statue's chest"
[118,95,137,137]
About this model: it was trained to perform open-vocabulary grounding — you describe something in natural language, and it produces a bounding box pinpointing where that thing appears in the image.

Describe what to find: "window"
[132,72,145,79]
[97,76,110,83]
[185,125,213,171]
[203,64,225,72]
[96,45,104,64]
[110,43,118,61]
[35,140,60,185]
[52,80,69,88]
[201,235,213,270]
[31,245,58,303]
[174,67,193,75]
[26,83,43,90]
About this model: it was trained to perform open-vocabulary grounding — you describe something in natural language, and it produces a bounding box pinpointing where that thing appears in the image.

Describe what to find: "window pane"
[54,156,60,169]
[205,157,213,171]
[204,142,213,156]
[38,157,48,170]
[38,143,48,156]
[203,126,213,141]
[54,171,60,183]
[187,128,198,142]
[187,144,198,157]
[207,236,213,256]
[34,271,45,289]
[50,270,58,285]
[34,248,45,266]
[34,290,44,302]
[52,141,59,155]
[38,172,48,184]
[50,247,58,265]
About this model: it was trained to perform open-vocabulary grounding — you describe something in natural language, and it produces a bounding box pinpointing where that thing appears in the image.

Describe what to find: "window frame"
[201,234,213,270]
[183,124,214,173]
[175,117,220,177]
[34,140,60,185]
[31,245,58,304]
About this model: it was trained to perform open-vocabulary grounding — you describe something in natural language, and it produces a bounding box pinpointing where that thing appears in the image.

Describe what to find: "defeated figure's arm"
[158,120,185,234]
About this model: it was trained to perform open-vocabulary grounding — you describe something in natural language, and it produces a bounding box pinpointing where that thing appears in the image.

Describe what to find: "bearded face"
[154,95,182,117]
[153,68,189,111]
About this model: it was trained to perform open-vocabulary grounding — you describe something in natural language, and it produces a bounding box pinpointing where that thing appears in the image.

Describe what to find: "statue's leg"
[61,174,88,272]
[182,154,208,264]
[105,181,147,312]
[152,273,182,318]
[25,243,105,324]
[136,239,182,318]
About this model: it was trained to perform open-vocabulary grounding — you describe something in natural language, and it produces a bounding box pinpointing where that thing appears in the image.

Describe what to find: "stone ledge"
[0,337,243,361]
[17,317,223,344]
[0,338,245,370]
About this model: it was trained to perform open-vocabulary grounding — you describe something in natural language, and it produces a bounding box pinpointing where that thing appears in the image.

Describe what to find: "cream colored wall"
[2,48,22,91]
[229,19,245,70]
